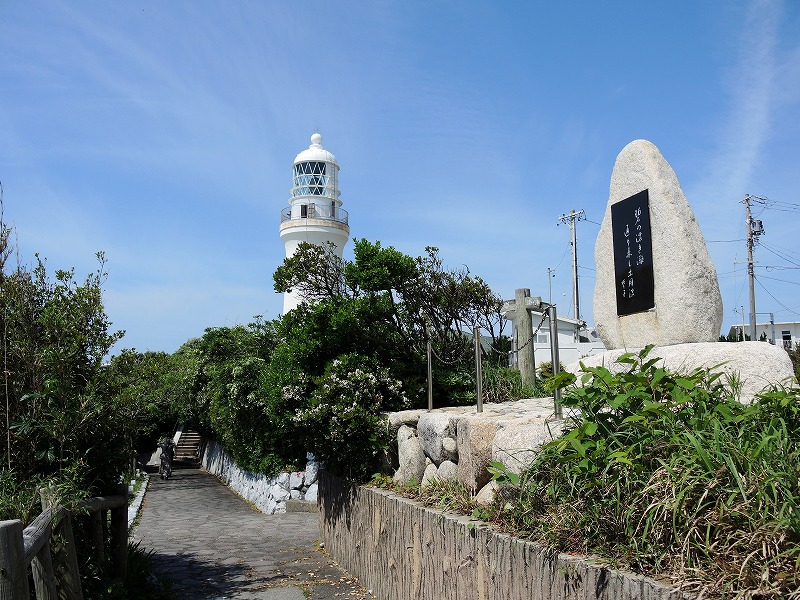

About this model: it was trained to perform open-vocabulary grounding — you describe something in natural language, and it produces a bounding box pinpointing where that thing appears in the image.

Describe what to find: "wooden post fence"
[0,489,129,600]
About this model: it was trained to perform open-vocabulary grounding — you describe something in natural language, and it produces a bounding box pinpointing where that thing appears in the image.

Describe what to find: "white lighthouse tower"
[279,133,350,313]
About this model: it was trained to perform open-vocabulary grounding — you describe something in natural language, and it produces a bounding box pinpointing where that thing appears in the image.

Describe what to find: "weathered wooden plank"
[23,508,54,564]
[110,484,128,580]
[90,511,104,564]
[51,513,84,600]
[77,495,127,513]
[31,540,57,600]
[0,519,30,600]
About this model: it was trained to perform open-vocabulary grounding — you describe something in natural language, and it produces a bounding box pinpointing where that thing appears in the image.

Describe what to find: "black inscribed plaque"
[611,189,654,316]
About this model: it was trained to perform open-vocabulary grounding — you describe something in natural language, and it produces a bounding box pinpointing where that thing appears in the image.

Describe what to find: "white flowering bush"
[294,353,409,480]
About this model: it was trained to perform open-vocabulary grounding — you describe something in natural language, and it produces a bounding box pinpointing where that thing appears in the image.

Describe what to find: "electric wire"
[755,276,800,316]
[553,244,570,271]
[757,274,800,286]
[764,199,800,213]
[762,241,800,260]
[760,243,800,268]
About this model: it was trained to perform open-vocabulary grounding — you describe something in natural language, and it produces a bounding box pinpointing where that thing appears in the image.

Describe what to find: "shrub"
[0,470,40,522]
[293,354,409,480]
[481,364,542,403]
[496,347,800,598]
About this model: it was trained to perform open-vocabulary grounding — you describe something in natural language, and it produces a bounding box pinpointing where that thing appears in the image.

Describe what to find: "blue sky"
[1,0,798,354]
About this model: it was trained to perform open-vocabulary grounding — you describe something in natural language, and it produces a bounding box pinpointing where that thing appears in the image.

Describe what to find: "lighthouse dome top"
[293,133,338,166]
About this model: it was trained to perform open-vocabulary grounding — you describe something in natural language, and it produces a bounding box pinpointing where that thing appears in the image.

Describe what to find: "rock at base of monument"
[474,480,498,506]
[566,341,795,404]
[491,419,564,476]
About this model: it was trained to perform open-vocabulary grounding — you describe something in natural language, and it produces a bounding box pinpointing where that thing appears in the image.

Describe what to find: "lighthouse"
[279,133,350,313]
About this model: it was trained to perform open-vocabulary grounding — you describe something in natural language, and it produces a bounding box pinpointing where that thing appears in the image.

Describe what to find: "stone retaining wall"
[389,398,564,500]
[319,472,689,600]
[201,440,319,514]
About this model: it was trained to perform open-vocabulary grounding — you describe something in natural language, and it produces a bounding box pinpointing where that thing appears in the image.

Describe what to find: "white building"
[524,311,606,367]
[279,133,350,313]
[729,321,800,349]
[505,305,606,369]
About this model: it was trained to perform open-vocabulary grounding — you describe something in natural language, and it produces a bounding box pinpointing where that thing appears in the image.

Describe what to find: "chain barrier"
[428,340,472,366]
[424,315,569,419]
[490,312,547,355]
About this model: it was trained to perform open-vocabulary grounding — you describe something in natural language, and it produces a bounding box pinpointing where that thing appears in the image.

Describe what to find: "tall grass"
[494,347,800,599]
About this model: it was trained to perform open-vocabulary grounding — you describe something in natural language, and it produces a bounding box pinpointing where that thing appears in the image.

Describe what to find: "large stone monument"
[571,139,794,402]
[593,139,722,348]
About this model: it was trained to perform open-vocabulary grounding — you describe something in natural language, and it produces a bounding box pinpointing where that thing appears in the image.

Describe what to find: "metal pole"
[547,267,554,305]
[512,325,518,368]
[744,196,757,341]
[474,326,483,413]
[770,313,775,346]
[740,305,745,340]
[426,340,433,411]
[547,305,563,419]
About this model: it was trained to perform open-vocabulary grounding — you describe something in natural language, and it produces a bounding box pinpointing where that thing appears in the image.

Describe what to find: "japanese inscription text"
[611,189,655,316]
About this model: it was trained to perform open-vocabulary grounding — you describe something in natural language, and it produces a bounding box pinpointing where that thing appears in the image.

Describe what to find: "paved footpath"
[134,467,369,600]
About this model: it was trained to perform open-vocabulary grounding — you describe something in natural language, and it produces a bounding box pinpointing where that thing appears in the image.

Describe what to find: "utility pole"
[547,267,554,305]
[741,195,766,342]
[740,305,745,340]
[557,209,585,341]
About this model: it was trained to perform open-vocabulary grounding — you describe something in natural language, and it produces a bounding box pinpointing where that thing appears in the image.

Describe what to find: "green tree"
[189,320,285,474]
[100,348,198,458]
[274,239,507,385]
[2,251,125,489]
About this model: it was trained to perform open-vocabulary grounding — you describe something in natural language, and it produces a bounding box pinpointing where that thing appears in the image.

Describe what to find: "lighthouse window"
[293,161,328,196]
[309,174,324,195]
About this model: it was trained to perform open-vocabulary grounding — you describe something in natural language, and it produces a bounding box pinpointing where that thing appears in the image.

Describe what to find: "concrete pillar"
[515,288,535,387]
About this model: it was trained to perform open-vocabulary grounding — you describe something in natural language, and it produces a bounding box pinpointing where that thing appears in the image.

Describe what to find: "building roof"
[731,321,800,328]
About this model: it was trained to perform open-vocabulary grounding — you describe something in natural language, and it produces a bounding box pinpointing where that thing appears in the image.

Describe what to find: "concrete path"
[134,467,369,599]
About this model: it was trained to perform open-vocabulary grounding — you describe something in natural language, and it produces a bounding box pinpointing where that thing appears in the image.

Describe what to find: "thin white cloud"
[691,0,780,218]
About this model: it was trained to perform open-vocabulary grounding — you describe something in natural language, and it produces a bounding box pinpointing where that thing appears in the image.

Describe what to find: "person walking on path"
[158,437,176,479]
[134,467,369,599]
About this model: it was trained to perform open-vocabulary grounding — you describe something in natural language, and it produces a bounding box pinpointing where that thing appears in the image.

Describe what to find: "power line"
[755,276,800,315]
[553,244,570,271]
[761,241,800,260]
[764,199,800,213]
[775,304,800,314]
[757,274,800,286]
[765,207,800,214]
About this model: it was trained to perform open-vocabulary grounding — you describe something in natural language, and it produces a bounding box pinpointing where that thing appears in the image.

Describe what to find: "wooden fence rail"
[0,484,128,600]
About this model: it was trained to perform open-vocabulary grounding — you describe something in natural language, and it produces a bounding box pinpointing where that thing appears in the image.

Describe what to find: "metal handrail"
[280,205,349,225]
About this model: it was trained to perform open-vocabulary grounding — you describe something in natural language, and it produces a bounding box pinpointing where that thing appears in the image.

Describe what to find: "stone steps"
[175,431,201,463]
[286,499,318,513]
